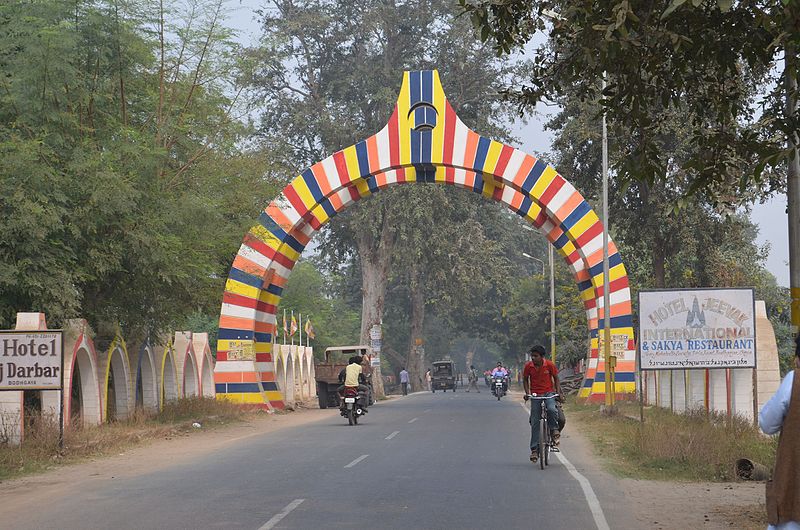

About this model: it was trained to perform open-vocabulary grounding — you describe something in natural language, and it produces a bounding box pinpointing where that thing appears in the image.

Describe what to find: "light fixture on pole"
[522,250,556,365]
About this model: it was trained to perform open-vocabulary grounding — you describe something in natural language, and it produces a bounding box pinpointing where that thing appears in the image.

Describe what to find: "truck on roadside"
[315,346,373,409]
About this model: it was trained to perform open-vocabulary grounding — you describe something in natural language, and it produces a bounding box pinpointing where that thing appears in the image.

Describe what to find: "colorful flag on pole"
[305,318,316,340]
[290,312,298,337]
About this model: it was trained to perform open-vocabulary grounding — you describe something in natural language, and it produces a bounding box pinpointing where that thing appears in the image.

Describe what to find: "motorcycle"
[492,376,507,400]
[339,386,368,425]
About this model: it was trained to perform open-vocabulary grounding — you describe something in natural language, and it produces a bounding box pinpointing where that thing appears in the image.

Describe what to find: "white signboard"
[0,331,63,389]
[639,289,755,370]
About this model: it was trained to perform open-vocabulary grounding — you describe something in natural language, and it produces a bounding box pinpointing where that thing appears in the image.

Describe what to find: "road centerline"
[344,454,369,468]
[258,498,304,530]
[519,402,610,530]
[408,417,418,424]
[385,431,400,440]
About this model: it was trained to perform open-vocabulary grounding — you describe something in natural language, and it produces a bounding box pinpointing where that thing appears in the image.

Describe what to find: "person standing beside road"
[760,334,800,530]
[399,367,409,396]
[425,369,432,392]
[466,365,480,393]
[523,345,563,464]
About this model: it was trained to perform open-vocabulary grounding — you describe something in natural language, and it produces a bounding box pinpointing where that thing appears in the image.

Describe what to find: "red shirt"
[523,360,558,394]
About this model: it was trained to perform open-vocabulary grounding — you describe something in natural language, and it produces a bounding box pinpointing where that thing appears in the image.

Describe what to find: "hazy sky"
[225,1,790,287]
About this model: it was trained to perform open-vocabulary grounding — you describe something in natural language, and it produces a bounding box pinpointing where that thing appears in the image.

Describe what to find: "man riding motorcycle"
[337,356,370,410]
[490,362,509,394]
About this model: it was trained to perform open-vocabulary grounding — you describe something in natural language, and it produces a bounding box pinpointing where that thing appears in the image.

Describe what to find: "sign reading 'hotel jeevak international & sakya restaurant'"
[638,288,756,370]
[0,331,63,390]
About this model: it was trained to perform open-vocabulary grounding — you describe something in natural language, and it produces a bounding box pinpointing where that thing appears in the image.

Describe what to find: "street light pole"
[549,245,556,365]
[522,251,556,363]
[601,72,615,409]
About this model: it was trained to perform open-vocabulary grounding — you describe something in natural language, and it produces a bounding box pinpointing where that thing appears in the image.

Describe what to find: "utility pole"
[549,245,556,365]
[602,72,615,409]
[788,45,800,337]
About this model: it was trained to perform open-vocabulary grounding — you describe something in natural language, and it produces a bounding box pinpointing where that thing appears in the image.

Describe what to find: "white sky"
[226,1,790,287]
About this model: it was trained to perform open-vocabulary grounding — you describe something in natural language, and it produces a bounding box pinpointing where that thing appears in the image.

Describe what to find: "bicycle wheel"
[544,429,550,466]
[539,416,546,470]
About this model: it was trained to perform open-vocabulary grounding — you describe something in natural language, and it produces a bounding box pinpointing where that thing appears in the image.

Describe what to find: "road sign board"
[0,331,63,390]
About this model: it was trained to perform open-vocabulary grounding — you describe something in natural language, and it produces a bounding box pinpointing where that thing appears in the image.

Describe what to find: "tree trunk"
[357,222,392,398]
[652,234,666,288]
[406,276,426,392]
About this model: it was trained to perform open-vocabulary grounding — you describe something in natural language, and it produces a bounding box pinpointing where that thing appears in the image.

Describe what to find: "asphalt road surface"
[3,389,636,529]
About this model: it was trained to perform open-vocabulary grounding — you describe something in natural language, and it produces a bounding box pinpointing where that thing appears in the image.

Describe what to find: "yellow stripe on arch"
[430,70,446,165]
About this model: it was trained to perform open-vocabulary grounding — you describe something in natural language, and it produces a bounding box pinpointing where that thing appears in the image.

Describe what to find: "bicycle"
[525,393,559,470]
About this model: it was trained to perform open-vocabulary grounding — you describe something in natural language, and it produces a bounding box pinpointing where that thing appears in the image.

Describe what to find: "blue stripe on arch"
[589,252,623,277]
[355,141,370,177]
[319,198,337,219]
[283,234,305,254]
[520,160,548,194]
[561,201,591,231]
[410,129,421,164]
[409,71,421,105]
[421,70,433,103]
[266,283,283,296]
[472,172,485,193]
[218,329,253,341]
[553,233,569,250]
[593,372,635,383]
[473,137,491,173]
[258,213,287,241]
[301,169,323,202]
[421,130,432,164]
[254,332,272,343]
[516,196,533,217]
[229,268,263,289]
[260,382,278,392]
[611,314,633,329]
[578,279,593,292]
[365,175,379,193]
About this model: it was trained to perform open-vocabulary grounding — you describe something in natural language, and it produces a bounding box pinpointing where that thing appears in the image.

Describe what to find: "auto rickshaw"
[430,358,457,392]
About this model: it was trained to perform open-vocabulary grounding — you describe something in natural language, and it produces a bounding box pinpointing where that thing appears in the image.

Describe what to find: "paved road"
[4,390,635,529]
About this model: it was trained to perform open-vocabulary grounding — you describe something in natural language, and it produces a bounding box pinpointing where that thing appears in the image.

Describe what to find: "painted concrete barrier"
[0,313,226,445]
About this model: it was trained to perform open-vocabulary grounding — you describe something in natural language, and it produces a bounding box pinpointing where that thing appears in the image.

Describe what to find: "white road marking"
[423,409,432,413]
[385,431,400,440]
[344,454,369,468]
[519,403,611,530]
[408,417,418,424]
[258,499,304,530]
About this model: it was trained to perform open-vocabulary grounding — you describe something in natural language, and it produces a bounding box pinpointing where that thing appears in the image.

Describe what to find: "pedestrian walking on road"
[466,365,480,393]
[425,369,432,392]
[399,368,409,395]
[760,334,800,529]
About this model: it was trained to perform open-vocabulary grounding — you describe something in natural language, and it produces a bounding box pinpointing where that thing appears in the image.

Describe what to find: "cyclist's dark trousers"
[401,382,408,395]
[530,393,558,450]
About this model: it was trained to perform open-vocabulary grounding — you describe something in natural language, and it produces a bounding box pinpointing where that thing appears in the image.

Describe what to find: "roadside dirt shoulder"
[566,408,766,529]
[0,403,333,513]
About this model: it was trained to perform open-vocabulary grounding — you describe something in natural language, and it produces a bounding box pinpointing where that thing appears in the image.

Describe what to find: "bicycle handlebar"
[524,393,559,400]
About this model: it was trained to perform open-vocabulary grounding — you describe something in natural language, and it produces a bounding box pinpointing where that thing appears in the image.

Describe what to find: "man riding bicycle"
[523,345,563,463]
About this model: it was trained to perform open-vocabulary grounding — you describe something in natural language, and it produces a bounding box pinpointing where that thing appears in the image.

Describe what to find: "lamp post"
[601,72,615,409]
[522,250,556,365]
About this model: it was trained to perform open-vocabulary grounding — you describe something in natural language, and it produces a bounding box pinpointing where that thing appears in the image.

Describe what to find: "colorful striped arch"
[215,70,636,408]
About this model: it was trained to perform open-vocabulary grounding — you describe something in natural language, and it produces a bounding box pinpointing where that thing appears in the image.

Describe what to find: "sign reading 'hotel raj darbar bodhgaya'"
[0,331,63,390]
[638,289,755,370]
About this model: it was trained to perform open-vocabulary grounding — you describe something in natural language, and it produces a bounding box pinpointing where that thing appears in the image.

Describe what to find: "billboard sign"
[638,288,755,370]
[0,331,63,390]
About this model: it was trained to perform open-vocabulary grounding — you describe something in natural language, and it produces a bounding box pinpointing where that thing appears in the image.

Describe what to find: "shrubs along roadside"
[567,401,778,482]
[0,397,249,481]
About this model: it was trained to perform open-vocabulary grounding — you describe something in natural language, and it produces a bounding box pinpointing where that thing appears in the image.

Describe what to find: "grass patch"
[566,401,777,481]
[0,397,249,481]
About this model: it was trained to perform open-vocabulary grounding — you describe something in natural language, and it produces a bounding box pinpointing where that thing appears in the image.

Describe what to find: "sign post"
[638,288,756,421]
[0,330,64,447]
